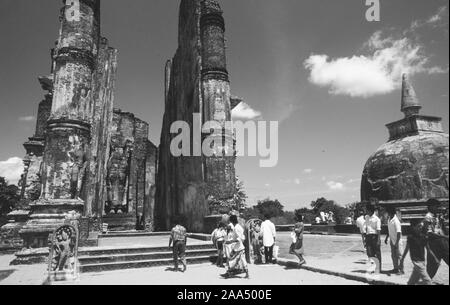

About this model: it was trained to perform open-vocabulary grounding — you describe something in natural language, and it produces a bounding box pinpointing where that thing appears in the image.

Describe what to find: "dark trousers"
[173,240,187,269]
[216,241,224,266]
[366,234,382,270]
[264,246,274,263]
[427,235,449,278]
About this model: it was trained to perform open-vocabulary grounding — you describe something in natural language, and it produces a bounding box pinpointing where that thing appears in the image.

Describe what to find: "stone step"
[78,244,214,256]
[78,248,217,265]
[79,255,217,273]
[99,231,171,238]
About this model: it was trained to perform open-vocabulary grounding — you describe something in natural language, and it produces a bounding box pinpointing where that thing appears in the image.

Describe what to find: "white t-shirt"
[261,220,276,247]
[365,214,381,235]
[233,224,246,252]
[388,215,402,244]
[356,216,366,234]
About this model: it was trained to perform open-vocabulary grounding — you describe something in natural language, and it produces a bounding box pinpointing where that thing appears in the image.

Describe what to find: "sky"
[0,0,448,211]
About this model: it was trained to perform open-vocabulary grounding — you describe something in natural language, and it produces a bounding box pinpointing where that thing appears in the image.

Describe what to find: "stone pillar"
[200,1,236,200]
[42,0,100,201]
[86,37,118,219]
[20,0,101,248]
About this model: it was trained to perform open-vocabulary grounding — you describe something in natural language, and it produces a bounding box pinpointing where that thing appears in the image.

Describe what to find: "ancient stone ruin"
[2,0,157,249]
[155,0,241,232]
[1,0,242,250]
[361,74,449,218]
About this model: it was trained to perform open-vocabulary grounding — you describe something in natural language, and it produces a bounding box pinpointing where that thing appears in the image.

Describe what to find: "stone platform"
[10,233,217,274]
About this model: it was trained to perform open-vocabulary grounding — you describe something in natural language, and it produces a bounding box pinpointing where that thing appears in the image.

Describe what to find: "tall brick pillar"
[20,0,101,248]
[200,1,236,201]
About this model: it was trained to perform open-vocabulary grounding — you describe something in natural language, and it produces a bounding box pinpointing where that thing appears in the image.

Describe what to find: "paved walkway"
[276,233,449,285]
[52,263,366,285]
[1,233,448,285]
[0,254,47,285]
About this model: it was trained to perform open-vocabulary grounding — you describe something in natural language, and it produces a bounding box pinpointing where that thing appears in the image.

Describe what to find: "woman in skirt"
[290,214,306,266]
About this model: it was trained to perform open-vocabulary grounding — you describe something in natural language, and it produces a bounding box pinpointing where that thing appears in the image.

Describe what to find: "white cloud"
[411,5,449,30]
[303,168,313,174]
[427,6,448,25]
[0,157,23,185]
[305,6,449,99]
[346,178,361,184]
[326,181,346,191]
[231,102,262,121]
[18,116,35,122]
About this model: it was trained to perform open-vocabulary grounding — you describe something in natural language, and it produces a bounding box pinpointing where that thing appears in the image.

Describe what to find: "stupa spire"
[401,73,421,117]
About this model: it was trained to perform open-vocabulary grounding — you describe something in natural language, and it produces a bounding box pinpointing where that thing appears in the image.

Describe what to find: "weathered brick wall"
[106,110,154,226]
[156,0,208,232]
[35,97,52,138]
[86,37,117,217]
[156,0,237,232]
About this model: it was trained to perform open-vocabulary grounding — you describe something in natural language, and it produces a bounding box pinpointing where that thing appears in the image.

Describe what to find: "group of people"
[247,214,278,265]
[315,211,335,225]
[356,202,449,285]
[168,203,448,285]
[210,213,281,279]
[211,214,250,279]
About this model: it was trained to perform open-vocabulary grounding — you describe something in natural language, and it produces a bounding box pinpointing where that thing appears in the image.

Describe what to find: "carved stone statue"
[67,135,88,199]
[48,225,78,273]
[106,140,133,213]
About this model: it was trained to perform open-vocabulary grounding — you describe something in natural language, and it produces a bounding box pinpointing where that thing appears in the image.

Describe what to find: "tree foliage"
[0,177,20,217]
[208,177,248,214]
[309,197,351,224]
[255,198,284,219]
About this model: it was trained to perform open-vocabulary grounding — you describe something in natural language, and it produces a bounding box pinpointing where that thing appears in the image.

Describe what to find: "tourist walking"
[169,216,188,273]
[261,214,277,264]
[422,203,449,279]
[211,222,227,268]
[221,215,250,279]
[251,222,263,264]
[385,207,404,275]
[400,219,433,285]
[289,214,306,266]
[355,209,367,250]
[365,204,382,273]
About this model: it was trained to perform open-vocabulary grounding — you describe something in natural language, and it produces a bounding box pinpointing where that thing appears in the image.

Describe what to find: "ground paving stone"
[276,233,449,285]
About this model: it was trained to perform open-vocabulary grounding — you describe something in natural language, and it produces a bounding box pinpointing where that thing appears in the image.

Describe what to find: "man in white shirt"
[384,207,403,275]
[355,210,367,249]
[261,214,277,264]
[365,204,382,273]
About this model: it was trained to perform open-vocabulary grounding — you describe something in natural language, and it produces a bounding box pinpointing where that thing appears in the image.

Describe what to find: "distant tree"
[242,206,262,220]
[255,198,284,219]
[270,212,295,225]
[310,197,352,224]
[232,177,248,211]
[294,208,315,224]
[0,177,20,218]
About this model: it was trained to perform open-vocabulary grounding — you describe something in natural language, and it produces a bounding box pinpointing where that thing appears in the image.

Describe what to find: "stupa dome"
[361,74,449,203]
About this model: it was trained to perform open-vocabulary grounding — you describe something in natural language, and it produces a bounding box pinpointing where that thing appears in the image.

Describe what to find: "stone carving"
[48,225,78,275]
[106,140,133,214]
[67,135,88,199]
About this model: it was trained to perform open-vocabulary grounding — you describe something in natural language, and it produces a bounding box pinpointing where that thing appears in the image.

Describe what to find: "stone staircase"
[11,232,217,272]
[78,243,217,273]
